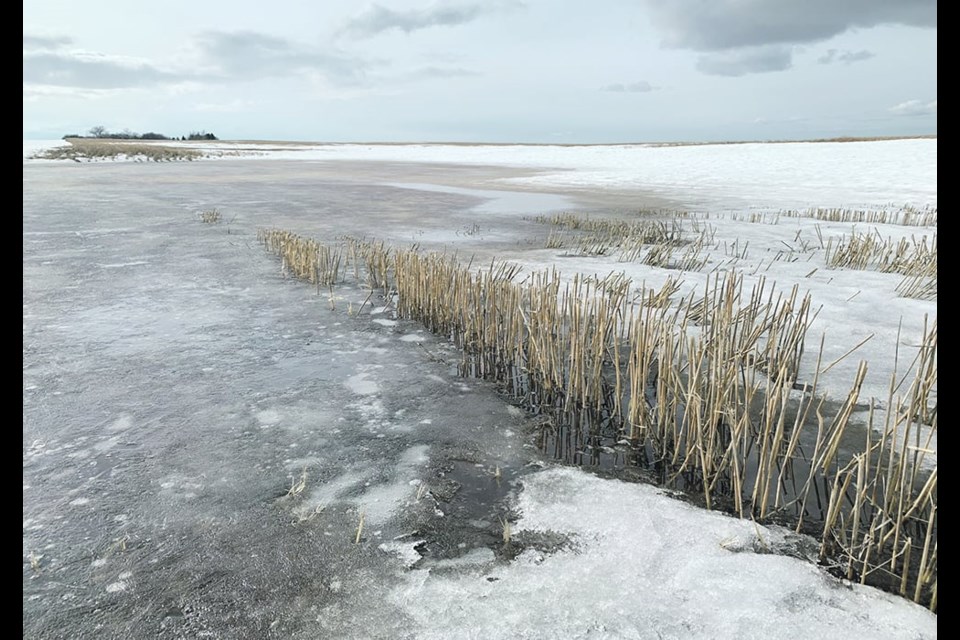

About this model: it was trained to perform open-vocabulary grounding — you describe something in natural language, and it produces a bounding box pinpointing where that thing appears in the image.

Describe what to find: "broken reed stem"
[354,509,365,544]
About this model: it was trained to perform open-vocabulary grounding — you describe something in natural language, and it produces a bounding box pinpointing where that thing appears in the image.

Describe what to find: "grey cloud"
[644,0,935,51]
[696,46,793,77]
[602,81,656,93]
[818,49,876,64]
[23,31,368,91]
[889,99,937,116]
[23,35,73,50]
[23,51,187,89]
[196,31,368,82]
[344,1,518,37]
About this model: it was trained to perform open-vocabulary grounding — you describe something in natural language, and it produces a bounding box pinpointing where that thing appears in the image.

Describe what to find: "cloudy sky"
[23,0,937,142]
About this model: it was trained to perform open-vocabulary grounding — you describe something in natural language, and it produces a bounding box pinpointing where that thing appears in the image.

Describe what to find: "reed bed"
[545,230,567,249]
[257,228,344,287]
[344,236,393,293]
[34,139,203,162]
[257,226,936,610]
[535,213,684,245]
[623,273,819,517]
[631,236,709,271]
[535,213,710,270]
[780,206,937,227]
[818,319,937,608]
[825,230,937,301]
[729,212,782,224]
[825,230,937,275]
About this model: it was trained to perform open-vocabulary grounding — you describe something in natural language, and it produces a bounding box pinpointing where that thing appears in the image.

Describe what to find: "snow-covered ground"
[23,139,937,638]
[390,467,936,639]
[22,139,69,162]
[298,139,935,212]
[26,138,937,212]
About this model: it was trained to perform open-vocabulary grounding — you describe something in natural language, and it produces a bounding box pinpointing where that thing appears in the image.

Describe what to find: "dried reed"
[257,226,936,609]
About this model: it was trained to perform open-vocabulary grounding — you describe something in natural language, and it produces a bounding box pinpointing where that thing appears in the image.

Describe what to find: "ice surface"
[23,138,936,638]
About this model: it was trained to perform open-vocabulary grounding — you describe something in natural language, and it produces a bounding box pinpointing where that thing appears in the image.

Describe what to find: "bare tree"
[88,125,108,138]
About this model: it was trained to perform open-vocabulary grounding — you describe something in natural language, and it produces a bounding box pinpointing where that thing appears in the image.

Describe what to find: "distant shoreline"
[227,134,939,148]
[40,134,937,148]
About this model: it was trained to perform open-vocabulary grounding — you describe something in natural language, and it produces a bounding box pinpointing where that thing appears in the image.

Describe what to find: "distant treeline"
[63,126,218,141]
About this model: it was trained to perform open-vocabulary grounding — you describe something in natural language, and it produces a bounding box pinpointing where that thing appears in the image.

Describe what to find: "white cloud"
[24,50,187,89]
[343,1,522,38]
[195,31,368,83]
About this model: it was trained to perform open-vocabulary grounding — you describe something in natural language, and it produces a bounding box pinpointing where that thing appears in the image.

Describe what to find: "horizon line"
[47,133,938,147]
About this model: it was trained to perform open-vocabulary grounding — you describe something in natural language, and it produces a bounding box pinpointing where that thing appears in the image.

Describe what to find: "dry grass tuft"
[825,230,937,300]
[499,516,512,545]
[28,551,43,573]
[34,138,204,162]
[199,208,222,224]
[286,468,308,498]
[826,230,936,274]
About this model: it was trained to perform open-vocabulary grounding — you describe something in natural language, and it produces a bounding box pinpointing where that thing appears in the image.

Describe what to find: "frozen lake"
[23,145,936,639]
